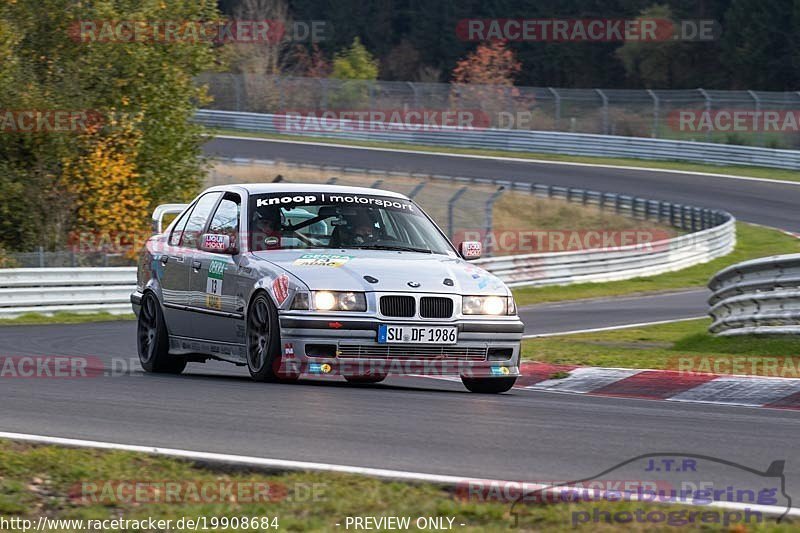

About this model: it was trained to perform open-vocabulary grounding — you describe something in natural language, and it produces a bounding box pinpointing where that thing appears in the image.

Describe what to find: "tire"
[344,374,387,384]
[461,377,516,394]
[246,293,299,382]
[137,292,186,374]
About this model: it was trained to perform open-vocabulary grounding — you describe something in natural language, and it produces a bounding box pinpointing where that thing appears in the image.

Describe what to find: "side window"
[180,192,222,249]
[207,195,241,248]
[168,205,194,247]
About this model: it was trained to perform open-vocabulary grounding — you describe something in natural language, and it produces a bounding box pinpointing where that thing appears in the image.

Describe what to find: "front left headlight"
[313,291,367,312]
[463,295,515,316]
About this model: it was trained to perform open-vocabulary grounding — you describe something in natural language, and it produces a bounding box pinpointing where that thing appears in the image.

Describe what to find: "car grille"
[420,297,453,318]
[338,345,487,361]
[380,296,415,317]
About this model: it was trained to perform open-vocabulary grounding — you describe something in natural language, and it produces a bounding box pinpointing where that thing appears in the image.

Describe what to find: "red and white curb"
[516,363,800,409]
[427,362,800,409]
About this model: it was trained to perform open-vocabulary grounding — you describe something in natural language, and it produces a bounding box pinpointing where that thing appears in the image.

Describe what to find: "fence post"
[229,72,242,111]
[748,90,762,146]
[408,81,420,109]
[38,246,44,268]
[483,186,505,257]
[408,180,427,199]
[698,88,711,143]
[548,88,561,130]
[596,89,609,135]
[647,89,659,138]
[447,186,469,239]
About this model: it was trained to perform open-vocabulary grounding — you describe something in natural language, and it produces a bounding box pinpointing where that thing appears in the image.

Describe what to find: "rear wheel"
[461,377,516,394]
[247,293,299,382]
[137,292,186,374]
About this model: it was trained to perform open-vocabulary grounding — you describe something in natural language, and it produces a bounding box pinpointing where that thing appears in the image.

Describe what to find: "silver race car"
[131,184,523,393]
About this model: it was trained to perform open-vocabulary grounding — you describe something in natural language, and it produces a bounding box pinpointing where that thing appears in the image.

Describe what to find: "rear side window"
[207,195,241,248]
[180,192,222,249]
[168,205,194,247]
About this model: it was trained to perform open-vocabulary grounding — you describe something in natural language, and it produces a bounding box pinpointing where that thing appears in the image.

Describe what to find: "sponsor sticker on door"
[206,259,226,296]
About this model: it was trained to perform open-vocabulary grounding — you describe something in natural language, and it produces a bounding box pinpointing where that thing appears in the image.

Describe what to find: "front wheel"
[246,293,299,382]
[137,292,186,374]
[461,377,516,394]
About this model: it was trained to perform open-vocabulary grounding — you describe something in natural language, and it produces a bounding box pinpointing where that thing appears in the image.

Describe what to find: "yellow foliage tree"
[64,118,150,259]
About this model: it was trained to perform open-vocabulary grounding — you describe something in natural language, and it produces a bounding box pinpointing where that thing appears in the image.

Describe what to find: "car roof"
[208,182,411,200]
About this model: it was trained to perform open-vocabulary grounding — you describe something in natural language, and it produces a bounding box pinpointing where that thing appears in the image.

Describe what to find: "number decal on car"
[207,259,225,296]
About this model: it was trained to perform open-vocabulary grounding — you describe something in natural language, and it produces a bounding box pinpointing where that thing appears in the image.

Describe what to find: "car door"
[189,192,245,348]
[161,192,221,339]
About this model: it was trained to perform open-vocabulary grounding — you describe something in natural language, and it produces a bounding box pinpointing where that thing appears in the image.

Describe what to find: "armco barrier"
[0,268,136,318]
[708,254,800,336]
[197,109,800,170]
[0,176,736,315]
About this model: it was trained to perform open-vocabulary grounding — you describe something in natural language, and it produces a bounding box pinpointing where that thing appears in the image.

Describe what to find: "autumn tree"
[0,0,222,253]
[331,37,379,80]
[329,37,379,107]
[451,40,521,86]
[450,40,521,127]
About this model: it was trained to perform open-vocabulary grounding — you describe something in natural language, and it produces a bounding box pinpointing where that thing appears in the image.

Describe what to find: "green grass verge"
[211,128,800,184]
[0,312,135,326]
[522,317,800,377]
[513,223,800,305]
[0,440,792,531]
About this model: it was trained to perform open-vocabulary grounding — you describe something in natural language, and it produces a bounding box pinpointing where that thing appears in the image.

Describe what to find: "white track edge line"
[0,431,795,519]
[523,316,705,338]
[214,134,800,187]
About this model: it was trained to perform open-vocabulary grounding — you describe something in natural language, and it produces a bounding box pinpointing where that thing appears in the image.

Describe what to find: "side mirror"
[152,203,188,234]
[200,233,238,255]
[459,241,482,260]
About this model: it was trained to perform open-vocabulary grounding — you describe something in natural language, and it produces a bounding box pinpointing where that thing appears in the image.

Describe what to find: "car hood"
[252,249,509,295]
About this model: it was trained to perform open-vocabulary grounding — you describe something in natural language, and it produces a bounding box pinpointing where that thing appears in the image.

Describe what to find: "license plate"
[377,325,458,345]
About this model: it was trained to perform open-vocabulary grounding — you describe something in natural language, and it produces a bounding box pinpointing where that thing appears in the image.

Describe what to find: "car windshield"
[249,191,454,255]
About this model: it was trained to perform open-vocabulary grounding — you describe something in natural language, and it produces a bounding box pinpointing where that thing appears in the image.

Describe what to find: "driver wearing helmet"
[339,210,380,246]
[251,206,282,251]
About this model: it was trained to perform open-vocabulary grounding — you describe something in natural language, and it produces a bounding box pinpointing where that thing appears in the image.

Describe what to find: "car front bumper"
[278,315,524,378]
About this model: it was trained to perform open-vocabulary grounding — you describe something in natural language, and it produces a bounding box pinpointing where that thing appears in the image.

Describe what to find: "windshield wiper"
[349,244,433,254]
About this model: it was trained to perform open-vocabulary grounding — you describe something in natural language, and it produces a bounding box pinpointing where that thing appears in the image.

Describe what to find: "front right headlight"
[463,295,512,315]
[312,291,367,312]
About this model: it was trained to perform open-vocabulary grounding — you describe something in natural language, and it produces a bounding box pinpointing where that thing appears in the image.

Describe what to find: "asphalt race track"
[1,136,799,512]
[519,289,708,336]
[205,136,800,231]
[1,320,799,498]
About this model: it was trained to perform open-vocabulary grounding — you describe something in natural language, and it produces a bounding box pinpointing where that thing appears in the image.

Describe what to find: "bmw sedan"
[131,183,524,393]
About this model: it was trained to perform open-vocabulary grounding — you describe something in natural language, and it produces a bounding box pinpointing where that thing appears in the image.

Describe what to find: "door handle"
[192,260,202,270]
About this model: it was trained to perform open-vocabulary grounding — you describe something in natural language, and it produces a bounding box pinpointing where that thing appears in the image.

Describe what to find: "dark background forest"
[218,0,800,90]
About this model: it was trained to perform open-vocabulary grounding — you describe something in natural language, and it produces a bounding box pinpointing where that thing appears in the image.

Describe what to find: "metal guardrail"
[197,110,800,170]
[199,74,800,149]
[473,182,735,287]
[0,268,136,318]
[0,178,735,315]
[708,254,800,336]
